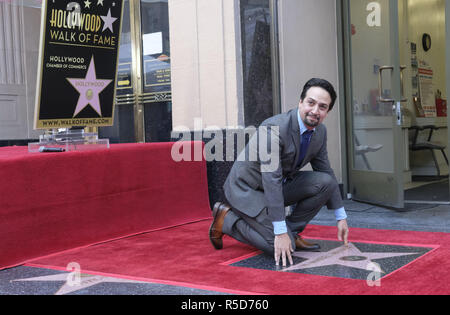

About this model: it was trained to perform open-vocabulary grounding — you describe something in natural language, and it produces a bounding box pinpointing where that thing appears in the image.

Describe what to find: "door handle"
[378,66,395,103]
[394,101,402,126]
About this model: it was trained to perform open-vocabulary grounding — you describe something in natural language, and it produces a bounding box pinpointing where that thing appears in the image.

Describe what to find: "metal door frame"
[129,0,145,143]
[446,0,450,203]
[341,0,405,208]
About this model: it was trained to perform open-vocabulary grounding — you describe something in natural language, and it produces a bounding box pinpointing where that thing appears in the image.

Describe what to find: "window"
[240,0,278,127]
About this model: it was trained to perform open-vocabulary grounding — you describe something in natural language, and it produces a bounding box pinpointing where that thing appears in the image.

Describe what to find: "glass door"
[140,0,172,142]
[344,0,406,208]
[99,0,136,143]
[99,0,172,143]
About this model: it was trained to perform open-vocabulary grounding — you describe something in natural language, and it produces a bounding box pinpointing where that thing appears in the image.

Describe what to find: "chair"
[354,135,383,170]
[409,125,449,176]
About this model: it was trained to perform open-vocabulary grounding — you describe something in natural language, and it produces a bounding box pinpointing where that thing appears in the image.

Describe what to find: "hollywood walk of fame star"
[13,272,147,295]
[84,0,91,9]
[282,242,419,274]
[66,56,112,117]
[101,8,117,33]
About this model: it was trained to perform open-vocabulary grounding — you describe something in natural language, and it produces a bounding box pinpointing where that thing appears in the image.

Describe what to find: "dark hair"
[300,78,337,111]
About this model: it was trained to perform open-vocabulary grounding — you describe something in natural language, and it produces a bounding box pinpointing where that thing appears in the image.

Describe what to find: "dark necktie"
[297,130,313,167]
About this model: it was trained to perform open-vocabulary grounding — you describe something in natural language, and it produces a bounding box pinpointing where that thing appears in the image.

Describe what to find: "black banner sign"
[34,0,124,129]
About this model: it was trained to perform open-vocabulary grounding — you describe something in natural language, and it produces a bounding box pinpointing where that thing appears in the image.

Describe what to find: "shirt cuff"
[334,207,348,221]
[272,221,288,235]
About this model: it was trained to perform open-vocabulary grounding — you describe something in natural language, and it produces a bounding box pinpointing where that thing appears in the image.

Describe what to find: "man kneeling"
[209,78,349,267]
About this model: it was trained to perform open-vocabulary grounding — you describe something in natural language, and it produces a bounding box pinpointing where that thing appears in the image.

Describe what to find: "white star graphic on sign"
[13,273,147,295]
[101,8,117,33]
[97,0,104,5]
[84,0,91,9]
[282,243,419,273]
[66,56,112,117]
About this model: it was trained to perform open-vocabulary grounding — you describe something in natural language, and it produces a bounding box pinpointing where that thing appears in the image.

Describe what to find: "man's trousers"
[222,171,342,255]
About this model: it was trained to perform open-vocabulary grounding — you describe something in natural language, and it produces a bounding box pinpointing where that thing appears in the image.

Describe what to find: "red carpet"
[27,220,450,295]
[0,143,211,269]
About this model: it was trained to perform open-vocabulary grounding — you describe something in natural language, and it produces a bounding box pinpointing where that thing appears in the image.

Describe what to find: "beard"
[303,113,320,128]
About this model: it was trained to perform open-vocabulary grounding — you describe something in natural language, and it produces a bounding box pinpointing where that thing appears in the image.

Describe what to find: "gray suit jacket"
[223,109,340,222]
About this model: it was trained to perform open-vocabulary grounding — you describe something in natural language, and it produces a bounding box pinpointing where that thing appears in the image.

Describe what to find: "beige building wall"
[169,0,344,182]
[169,0,243,131]
[278,0,343,182]
[0,1,43,140]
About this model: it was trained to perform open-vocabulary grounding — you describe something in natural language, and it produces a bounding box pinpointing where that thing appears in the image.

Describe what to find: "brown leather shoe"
[295,235,320,251]
[209,202,231,250]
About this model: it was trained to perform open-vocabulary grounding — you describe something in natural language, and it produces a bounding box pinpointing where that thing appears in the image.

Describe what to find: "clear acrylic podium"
[28,129,110,153]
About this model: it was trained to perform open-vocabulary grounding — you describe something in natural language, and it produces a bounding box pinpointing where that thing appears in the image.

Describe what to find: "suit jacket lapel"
[290,109,301,169]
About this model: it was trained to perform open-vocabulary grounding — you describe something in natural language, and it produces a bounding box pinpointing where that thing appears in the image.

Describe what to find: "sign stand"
[30,0,124,153]
[28,129,109,153]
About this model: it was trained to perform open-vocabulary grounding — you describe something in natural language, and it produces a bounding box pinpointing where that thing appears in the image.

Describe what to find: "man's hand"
[274,233,294,266]
[337,219,349,245]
